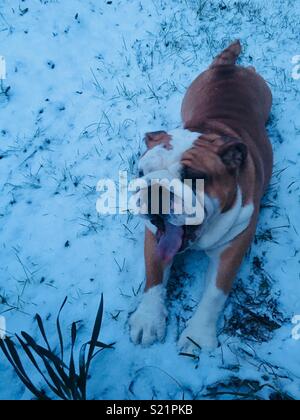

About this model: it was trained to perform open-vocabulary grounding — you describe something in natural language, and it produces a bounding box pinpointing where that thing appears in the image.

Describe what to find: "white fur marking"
[139,128,201,178]
[129,284,168,346]
[194,188,254,251]
[215,202,254,248]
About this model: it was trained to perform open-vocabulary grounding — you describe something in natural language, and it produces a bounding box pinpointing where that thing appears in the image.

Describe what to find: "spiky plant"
[0,295,114,400]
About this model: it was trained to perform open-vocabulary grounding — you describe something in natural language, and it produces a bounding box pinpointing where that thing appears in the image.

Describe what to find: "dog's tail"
[210,40,241,68]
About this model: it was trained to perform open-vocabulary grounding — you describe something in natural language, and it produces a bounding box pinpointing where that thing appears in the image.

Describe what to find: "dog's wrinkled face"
[138,128,247,262]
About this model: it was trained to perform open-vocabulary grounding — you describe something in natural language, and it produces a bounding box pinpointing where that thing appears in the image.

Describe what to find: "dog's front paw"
[178,317,218,353]
[129,285,168,347]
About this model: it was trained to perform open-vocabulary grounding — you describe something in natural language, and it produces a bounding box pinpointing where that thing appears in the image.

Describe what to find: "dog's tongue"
[156,222,183,263]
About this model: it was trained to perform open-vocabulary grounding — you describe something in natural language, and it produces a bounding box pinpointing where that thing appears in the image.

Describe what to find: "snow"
[0,0,300,400]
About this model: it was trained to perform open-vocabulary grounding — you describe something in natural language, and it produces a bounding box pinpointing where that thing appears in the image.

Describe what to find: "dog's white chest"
[192,189,254,252]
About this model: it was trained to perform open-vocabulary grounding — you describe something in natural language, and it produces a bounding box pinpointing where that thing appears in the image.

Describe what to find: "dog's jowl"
[129,41,273,352]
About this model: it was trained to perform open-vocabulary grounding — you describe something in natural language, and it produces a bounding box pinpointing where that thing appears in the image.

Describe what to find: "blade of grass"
[20,331,67,368]
[78,342,88,399]
[69,322,81,400]
[16,334,67,399]
[35,314,51,352]
[187,336,202,350]
[90,341,115,360]
[20,331,72,398]
[86,295,103,373]
[0,338,50,400]
[87,340,115,349]
[78,295,104,400]
[57,296,68,362]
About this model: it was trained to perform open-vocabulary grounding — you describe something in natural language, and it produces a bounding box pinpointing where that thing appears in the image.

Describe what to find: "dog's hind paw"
[129,285,168,346]
[178,321,218,354]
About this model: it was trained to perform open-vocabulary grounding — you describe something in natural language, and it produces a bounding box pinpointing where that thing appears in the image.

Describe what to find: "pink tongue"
[156,222,183,263]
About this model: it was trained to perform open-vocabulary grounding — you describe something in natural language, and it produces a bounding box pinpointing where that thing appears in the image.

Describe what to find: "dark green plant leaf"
[77,342,88,399]
[21,331,67,369]
[0,338,50,400]
[35,314,51,352]
[0,294,111,401]
[16,334,66,399]
[91,342,115,361]
[69,322,81,400]
[86,295,103,372]
[57,296,68,362]
[87,340,115,349]
[20,331,72,397]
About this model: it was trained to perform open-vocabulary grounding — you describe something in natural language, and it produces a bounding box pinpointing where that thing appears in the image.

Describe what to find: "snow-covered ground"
[0,0,300,400]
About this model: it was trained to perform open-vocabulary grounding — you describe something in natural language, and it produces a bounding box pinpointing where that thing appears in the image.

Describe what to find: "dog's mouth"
[133,170,205,263]
[155,220,184,264]
[150,216,199,264]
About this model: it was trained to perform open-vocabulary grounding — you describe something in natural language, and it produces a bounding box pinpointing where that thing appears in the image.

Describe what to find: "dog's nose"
[138,169,144,177]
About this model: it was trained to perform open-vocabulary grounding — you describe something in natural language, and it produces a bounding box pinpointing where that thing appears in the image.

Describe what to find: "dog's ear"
[145,131,172,150]
[218,139,247,170]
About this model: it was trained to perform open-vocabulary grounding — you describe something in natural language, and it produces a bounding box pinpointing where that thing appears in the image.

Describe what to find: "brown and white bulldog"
[129,41,273,351]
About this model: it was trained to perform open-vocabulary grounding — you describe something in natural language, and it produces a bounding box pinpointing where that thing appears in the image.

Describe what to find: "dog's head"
[137,128,247,262]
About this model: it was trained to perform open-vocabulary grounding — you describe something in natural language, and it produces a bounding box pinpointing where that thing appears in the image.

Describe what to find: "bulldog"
[129,41,273,352]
